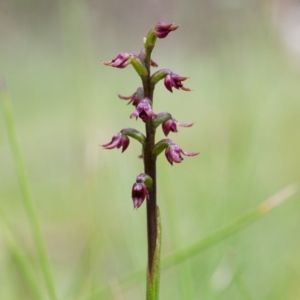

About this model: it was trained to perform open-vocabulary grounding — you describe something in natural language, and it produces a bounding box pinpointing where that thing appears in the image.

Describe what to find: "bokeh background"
[1,0,300,299]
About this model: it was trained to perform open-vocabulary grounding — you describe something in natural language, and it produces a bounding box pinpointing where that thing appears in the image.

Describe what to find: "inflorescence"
[102,22,198,209]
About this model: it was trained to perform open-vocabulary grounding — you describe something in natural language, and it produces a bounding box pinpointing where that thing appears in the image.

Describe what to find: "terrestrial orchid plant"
[102,22,198,300]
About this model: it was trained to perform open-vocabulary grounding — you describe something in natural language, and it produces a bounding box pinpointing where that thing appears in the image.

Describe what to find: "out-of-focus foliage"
[1,0,300,299]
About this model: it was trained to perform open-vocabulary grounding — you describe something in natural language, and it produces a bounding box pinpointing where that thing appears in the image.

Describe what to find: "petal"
[177,121,194,128]
[170,148,183,163]
[181,150,199,157]
[144,106,157,118]
[162,123,171,136]
[164,75,173,93]
[120,136,130,152]
[150,59,158,67]
[139,110,150,122]
[118,93,134,100]
[165,148,174,165]
[180,85,192,92]
[162,119,177,136]
[154,22,179,38]
[102,134,121,149]
[130,111,139,119]
[102,53,131,68]
[132,183,147,209]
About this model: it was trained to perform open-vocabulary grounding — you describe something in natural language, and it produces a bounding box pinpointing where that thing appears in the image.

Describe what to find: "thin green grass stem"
[162,184,297,268]
[87,184,297,299]
[8,242,44,300]
[0,207,43,299]
[1,83,58,300]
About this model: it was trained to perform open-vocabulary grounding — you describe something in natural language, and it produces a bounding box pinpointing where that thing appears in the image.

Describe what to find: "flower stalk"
[102,22,198,300]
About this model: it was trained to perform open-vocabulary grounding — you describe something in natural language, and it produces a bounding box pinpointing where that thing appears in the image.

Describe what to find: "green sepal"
[130,57,148,77]
[150,69,169,85]
[153,112,172,129]
[121,128,146,145]
[152,139,172,156]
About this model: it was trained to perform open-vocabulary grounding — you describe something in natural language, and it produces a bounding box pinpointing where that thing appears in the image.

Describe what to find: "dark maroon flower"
[102,132,130,152]
[102,53,132,68]
[165,142,198,165]
[130,98,156,122]
[118,87,144,107]
[132,182,149,209]
[164,73,191,93]
[162,119,194,136]
[154,22,179,38]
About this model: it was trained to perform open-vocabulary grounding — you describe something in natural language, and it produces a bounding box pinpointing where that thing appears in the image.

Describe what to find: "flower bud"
[143,22,179,59]
[131,173,152,209]
[132,183,149,209]
[154,22,179,39]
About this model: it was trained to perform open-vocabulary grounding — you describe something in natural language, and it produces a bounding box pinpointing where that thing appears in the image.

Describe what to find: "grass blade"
[162,184,297,268]
[0,79,58,300]
[87,184,297,299]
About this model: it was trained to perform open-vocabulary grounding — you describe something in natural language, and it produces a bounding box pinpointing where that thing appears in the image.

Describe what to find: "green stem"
[146,206,161,300]
[142,57,161,299]
[1,83,58,300]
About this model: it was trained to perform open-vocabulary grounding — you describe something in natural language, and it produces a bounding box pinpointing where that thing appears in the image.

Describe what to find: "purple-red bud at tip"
[154,22,179,38]
[164,73,191,93]
[162,119,194,136]
[102,132,130,153]
[130,98,156,122]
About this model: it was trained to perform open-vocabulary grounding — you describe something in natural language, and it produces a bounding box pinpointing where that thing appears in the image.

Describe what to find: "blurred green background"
[1,0,300,299]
